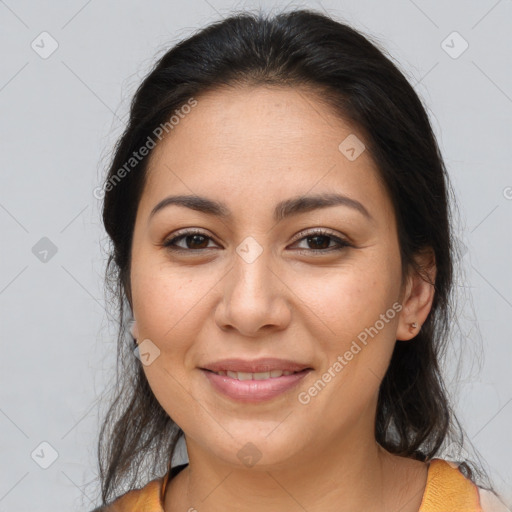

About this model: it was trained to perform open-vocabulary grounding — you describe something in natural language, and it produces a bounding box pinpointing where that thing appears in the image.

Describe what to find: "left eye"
[293,232,349,252]
[162,229,351,253]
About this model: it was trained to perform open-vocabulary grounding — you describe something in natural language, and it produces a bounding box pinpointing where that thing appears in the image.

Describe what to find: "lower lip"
[201,369,312,403]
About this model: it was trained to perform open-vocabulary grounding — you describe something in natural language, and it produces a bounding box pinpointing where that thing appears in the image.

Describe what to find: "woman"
[92,8,507,512]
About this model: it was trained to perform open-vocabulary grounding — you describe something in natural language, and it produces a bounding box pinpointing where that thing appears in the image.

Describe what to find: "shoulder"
[420,459,511,512]
[90,476,165,512]
[419,458,483,511]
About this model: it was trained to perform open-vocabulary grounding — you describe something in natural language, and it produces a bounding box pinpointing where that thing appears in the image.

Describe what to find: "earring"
[409,321,418,333]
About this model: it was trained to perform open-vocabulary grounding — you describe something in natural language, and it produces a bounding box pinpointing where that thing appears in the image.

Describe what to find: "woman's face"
[129,85,411,468]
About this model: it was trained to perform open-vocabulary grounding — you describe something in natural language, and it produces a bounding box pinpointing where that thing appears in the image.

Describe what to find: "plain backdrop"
[0,0,511,510]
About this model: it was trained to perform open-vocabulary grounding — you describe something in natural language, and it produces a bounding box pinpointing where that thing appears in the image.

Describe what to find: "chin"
[205,432,306,471]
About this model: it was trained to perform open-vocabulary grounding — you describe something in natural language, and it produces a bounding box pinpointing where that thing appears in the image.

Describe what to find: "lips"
[207,369,300,380]
[200,357,312,374]
[199,358,313,402]
[201,367,312,402]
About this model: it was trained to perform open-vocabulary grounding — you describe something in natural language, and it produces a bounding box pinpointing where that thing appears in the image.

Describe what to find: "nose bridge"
[217,235,289,334]
[231,235,275,304]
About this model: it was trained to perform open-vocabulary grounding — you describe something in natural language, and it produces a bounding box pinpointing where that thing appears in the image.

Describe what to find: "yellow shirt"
[97,458,494,511]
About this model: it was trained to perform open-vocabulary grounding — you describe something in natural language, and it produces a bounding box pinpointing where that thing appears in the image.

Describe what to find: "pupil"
[188,234,208,249]
[308,235,329,249]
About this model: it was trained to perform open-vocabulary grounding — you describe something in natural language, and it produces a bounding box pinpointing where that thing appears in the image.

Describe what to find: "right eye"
[162,230,218,252]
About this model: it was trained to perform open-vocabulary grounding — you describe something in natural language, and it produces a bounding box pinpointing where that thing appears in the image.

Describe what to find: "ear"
[130,319,139,340]
[396,247,436,341]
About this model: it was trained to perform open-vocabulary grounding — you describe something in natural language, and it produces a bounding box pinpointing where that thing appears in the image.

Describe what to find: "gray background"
[0,0,511,510]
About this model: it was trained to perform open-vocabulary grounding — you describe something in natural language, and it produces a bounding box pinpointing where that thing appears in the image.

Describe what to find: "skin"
[129,85,437,512]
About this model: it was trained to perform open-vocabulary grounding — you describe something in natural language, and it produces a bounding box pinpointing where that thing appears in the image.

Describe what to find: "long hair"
[94,7,498,507]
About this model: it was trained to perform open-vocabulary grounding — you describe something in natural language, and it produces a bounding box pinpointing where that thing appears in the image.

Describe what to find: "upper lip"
[200,358,312,373]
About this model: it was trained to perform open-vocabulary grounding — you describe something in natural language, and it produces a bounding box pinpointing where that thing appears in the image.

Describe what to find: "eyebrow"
[149,193,373,223]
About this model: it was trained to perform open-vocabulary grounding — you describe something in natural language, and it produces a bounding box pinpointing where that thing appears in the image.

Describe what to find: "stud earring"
[409,321,418,333]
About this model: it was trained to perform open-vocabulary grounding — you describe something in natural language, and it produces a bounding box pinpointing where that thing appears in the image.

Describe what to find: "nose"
[215,244,291,337]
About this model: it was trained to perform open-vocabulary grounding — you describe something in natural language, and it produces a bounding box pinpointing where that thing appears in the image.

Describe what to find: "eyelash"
[162,228,353,256]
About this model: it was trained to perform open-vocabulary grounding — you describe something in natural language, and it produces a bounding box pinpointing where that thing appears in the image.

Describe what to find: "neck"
[165,430,427,512]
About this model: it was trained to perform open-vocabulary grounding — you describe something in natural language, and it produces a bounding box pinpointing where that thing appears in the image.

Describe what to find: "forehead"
[149,85,364,163]
[141,85,392,223]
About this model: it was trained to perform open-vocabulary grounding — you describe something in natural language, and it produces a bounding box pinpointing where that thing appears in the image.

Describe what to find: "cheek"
[290,252,401,406]
[290,253,401,345]
[130,264,213,425]
[131,256,210,343]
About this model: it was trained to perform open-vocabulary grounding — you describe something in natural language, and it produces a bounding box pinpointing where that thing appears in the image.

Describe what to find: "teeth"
[214,369,298,379]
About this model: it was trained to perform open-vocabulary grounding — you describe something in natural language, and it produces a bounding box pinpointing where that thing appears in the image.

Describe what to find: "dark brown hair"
[93,7,498,508]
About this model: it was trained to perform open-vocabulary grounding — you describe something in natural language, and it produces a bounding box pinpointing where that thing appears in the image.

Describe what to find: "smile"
[209,369,301,379]
[201,368,312,402]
